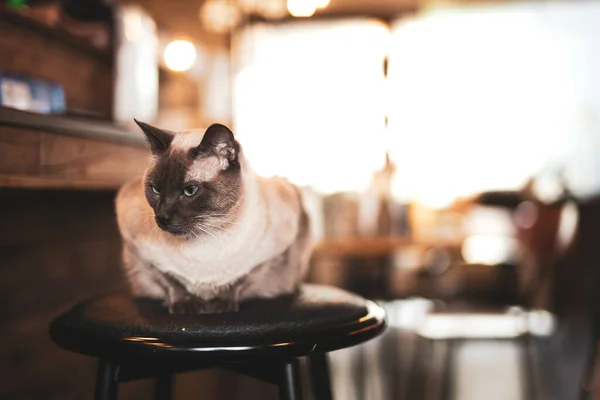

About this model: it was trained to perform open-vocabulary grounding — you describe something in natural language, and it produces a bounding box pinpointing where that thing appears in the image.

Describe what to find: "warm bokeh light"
[287,0,316,17]
[556,200,579,252]
[461,235,518,265]
[419,313,528,339]
[163,40,197,72]
[258,0,288,19]
[527,309,556,337]
[199,0,241,34]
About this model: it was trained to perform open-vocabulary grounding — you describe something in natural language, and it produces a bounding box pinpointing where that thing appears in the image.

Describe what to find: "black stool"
[49,284,386,400]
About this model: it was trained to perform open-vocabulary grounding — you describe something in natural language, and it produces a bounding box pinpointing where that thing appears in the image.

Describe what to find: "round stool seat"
[50,284,385,361]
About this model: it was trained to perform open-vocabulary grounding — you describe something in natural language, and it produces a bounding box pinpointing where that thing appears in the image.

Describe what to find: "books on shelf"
[0,73,66,114]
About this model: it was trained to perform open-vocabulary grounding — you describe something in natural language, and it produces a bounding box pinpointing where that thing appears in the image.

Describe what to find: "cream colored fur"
[115,130,313,304]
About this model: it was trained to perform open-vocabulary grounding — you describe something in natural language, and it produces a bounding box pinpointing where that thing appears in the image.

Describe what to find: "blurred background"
[2,0,600,399]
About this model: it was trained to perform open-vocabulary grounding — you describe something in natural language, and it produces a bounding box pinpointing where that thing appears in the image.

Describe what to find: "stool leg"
[520,336,537,400]
[155,374,173,400]
[94,359,119,400]
[279,359,303,400]
[309,352,333,400]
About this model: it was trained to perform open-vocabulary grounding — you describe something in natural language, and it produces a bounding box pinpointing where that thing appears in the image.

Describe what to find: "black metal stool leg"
[155,373,173,400]
[94,359,119,400]
[520,335,538,400]
[580,339,600,400]
[279,359,303,400]
[309,352,333,400]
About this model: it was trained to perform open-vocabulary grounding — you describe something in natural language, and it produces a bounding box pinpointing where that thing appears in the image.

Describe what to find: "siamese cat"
[115,120,313,314]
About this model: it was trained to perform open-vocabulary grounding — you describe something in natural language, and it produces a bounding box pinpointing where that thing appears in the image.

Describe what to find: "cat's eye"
[151,186,160,195]
[183,185,198,197]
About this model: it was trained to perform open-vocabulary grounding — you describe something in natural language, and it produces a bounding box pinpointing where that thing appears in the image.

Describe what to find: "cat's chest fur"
[137,236,259,289]
[132,181,300,292]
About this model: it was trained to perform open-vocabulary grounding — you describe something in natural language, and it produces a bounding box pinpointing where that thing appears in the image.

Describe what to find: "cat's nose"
[155,214,171,227]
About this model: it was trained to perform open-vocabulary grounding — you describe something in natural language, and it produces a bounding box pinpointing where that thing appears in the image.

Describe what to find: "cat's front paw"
[169,297,204,315]
[202,297,239,314]
[168,296,238,314]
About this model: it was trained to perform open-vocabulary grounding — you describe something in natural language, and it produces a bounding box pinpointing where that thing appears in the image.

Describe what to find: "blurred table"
[310,236,462,300]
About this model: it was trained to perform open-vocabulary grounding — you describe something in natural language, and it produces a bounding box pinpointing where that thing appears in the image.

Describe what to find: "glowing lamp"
[163,40,197,72]
[287,0,316,17]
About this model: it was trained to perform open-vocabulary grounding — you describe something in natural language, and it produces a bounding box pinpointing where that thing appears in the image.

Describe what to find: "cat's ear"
[134,119,174,155]
[196,123,239,165]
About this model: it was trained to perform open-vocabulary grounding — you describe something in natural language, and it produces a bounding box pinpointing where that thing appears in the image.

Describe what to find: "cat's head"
[135,119,243,238]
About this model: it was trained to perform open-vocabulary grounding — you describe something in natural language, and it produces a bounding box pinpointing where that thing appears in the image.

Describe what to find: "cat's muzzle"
[155,216,187,236]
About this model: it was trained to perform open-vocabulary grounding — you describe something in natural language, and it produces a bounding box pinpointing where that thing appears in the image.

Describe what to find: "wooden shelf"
[0,173,136,190]
[0,107,147,148]
[0,109,149,190]
[0,5,113,65]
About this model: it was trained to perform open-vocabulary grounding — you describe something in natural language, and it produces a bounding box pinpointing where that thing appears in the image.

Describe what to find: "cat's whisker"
[199,222,235,234]
[188,218,239,228]
[199,225,229,243]
[194,224,219,240]
[204,226,225,239]
[187,229,200,240]
[190,213,235,218]
[200,222,231,230]
[201,221,237,231]
[188,216,225,221]
[198,218,231,225]
[193,217,236,228]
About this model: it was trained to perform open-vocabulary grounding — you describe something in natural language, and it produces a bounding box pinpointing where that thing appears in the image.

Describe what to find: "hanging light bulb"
[237,0,261,13]
[314,0,330,8]
[199,0,241,34]
[287,0,316,17]
[163,40,197,72]
[258,0,288,19]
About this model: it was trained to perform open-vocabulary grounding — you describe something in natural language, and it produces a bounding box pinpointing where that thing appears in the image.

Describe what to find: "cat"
[115,120,313,314]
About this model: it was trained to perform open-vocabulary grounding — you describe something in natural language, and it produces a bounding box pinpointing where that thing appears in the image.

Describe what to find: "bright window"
[232,2,600,203]
[387,2,600,206]
[232,20,390,194]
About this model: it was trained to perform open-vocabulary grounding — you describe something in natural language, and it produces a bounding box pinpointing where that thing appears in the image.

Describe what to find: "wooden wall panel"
[40,133,149,183]
[0,189,151,400]
[0,126,149,189]
[0,127,41,174]
[0,189,272,399]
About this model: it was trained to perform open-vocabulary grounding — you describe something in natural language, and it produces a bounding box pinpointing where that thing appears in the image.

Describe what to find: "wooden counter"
[0,107,149,189]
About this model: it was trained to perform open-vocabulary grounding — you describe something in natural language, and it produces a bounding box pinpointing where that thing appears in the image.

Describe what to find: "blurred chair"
[415,284,539,400]
[489,189,600,400]
[551,196,600,400]
[406,189,558,400]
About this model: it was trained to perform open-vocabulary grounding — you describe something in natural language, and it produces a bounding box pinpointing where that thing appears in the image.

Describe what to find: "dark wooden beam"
[240,6,418,28]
